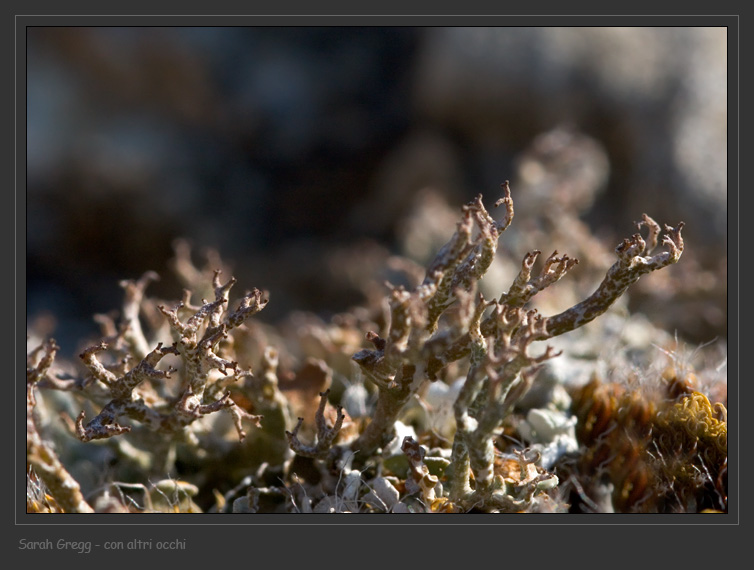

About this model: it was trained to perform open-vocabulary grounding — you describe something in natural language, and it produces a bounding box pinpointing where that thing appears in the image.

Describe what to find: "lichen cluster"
[25,181,720,515]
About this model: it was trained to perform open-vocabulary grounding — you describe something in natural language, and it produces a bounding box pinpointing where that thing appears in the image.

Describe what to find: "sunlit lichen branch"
[27,339,94,513]
[544,219,684,337]
[74,271,265,443]
[401,436,440,507]
[119,270,160,361]
[285,389,345,459]
[351,186,516,459]
[450,307,561,507]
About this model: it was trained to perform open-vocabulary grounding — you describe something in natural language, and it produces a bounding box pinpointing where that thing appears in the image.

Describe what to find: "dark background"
[26,26,728,355]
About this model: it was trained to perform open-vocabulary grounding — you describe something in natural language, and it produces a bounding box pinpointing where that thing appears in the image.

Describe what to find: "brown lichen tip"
[365,330,387,351]
[285,389,345,459]
[493,180,515,232]
[401,436,439,503]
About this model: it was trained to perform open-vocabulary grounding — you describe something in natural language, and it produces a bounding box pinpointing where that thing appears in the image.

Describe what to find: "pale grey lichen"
[26,181,688,514]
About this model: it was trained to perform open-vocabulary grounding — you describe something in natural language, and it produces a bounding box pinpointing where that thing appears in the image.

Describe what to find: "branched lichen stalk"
[351,188,516,459]
[27,339,94,513]
[544,221,684,337]
[119,271,160,361]
[286,390,345,459]
[76,272,265,444]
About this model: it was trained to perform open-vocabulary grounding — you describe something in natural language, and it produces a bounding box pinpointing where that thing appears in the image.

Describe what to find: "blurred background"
[26,26,727,356]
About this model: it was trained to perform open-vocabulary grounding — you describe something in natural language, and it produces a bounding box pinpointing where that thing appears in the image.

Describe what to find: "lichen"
[26,181,703,514]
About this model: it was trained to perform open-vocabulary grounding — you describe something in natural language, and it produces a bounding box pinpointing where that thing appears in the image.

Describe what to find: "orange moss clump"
[571,372,727,513]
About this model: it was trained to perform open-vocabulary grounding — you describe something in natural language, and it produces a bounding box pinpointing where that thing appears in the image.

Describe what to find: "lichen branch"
[545,219,684,337]
[286,390,345,459]
[27,339,94,513]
